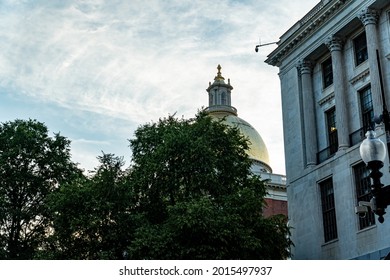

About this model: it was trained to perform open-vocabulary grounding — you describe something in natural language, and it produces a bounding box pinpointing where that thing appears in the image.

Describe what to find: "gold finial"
[214,64,225,81]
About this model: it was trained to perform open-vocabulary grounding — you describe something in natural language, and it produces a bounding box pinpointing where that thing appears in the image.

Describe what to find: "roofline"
[265,0,351,67]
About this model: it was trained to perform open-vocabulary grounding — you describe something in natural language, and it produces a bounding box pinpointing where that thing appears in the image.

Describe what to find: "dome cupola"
[205,65,272,173]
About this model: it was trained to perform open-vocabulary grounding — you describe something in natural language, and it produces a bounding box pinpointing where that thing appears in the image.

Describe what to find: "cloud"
[0,0,319,174]
[71,138,110,145]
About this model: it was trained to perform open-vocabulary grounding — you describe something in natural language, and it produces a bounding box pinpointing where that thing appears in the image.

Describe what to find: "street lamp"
[358,130,390,223]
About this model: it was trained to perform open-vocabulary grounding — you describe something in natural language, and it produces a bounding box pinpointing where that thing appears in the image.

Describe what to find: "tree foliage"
[0,114,292,260]
[47,153,139,259]
[127,112,291,259]
[0,119,78,259]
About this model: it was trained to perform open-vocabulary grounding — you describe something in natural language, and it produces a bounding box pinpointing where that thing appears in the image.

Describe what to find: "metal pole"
[376,49,390,165]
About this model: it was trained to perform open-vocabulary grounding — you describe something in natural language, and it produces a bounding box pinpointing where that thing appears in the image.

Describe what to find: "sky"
[0,0,319,175]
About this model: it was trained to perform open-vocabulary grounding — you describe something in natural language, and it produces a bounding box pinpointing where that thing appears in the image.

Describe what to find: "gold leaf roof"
[208,111,271,169]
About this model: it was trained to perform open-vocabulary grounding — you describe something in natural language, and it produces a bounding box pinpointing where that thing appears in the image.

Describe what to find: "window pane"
[320,178,338,242]
[359,86,373,131]
[354,32,368,66]
[326,108,338,155]
[322,57,333,88]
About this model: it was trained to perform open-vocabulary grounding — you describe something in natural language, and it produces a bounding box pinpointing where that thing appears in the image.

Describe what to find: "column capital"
[359,8,379,26]
[297,59,312,75]
[325,35,343,52]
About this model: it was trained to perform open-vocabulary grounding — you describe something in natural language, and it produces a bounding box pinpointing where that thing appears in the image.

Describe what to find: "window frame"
[359,85,374,132]
[326,107,338,156]
[322,57,333,89]
[353,32,368,66]
[319,177,338,243]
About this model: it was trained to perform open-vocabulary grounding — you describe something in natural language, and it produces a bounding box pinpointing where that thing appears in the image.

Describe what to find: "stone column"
[298,60,317,166]
[359,8,383,118]
[326,35,349,150]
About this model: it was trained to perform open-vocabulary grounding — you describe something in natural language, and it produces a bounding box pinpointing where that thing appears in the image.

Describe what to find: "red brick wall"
[263,198,288,218]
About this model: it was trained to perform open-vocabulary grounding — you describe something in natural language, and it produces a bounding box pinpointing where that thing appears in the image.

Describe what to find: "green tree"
[128,112,292,259]
[48,153,139,259]
[0,119,79,259]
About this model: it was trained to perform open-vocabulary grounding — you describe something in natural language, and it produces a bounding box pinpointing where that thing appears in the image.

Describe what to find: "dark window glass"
[320,178,338,242]
[322,57,333,88]
[326,107,338,155]
[359,86,373,132]
[349,86,373,146]
[354,162,375,229]
[354,32,368,66]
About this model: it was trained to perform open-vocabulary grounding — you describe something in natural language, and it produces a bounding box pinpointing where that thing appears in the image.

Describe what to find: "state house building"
[266,0,390,259]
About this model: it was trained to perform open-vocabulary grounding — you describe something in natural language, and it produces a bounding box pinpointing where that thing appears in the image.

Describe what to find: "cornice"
[264,182,287,190]
[318,92,335,106]
[206,105,238,116]
[265,0,351,67]
[349,68,370,85]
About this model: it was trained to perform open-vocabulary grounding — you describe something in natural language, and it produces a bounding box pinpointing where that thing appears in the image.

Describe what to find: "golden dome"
[208,111,271,172]
[205,64,271,173]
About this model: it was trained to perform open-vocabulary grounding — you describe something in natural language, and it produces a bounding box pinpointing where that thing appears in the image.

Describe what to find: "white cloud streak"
[0,0,319,174]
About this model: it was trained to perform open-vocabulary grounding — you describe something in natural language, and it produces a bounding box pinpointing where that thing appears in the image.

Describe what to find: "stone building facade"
[266,0,390,259]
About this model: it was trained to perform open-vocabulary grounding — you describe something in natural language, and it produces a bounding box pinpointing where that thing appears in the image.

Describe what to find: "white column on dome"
[326,35,349,150]
[227,79,232,106]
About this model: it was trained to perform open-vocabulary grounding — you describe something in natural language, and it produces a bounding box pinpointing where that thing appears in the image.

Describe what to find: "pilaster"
[297,59,317,166]
[325,35,349,150]
[359,8,383,120]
